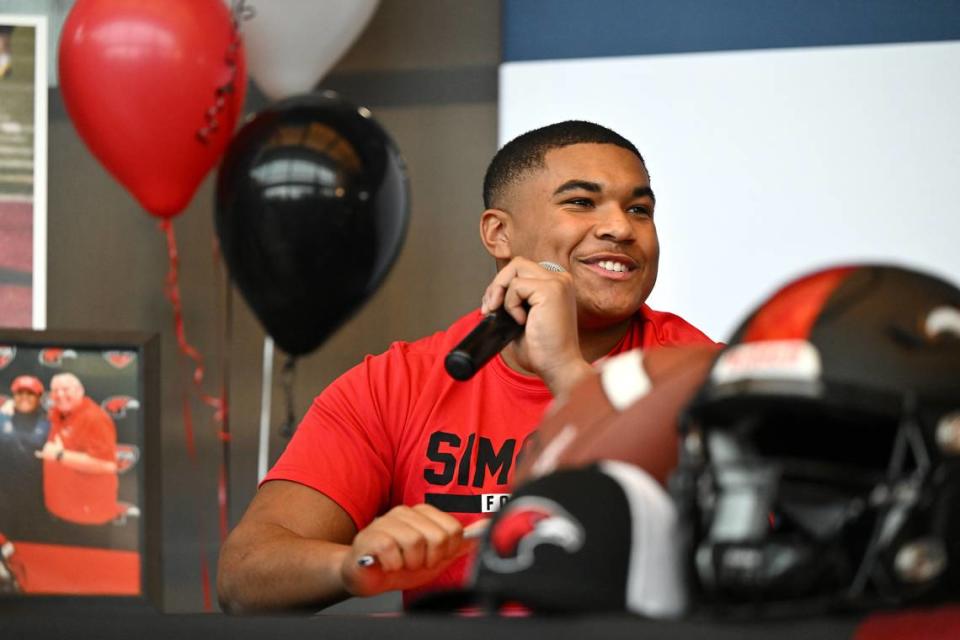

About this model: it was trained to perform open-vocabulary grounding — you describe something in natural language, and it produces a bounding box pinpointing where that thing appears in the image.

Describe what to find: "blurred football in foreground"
[514,344,719,488]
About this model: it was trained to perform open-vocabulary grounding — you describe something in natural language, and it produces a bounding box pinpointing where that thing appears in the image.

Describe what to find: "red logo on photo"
[38,348,77,367]
[0,346,15,370]
[103,351,136,369]
[102,395,141,418]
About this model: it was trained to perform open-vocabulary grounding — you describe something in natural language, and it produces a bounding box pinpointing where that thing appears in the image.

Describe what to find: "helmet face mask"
[676,265,960,615]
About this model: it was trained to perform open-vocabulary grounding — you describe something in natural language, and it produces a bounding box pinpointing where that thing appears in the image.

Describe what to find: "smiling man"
[479,136,667,395]
[218,121,715,613]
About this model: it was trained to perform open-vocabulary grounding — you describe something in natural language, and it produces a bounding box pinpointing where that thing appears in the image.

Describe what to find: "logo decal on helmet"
[482,496,584,573]
[711,340,821,385]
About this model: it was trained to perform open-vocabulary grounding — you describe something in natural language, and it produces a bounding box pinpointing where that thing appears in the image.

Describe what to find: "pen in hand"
[356,519,490,568]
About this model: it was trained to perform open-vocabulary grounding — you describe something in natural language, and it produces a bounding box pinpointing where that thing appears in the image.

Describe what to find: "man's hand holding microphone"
[447,258,594,398]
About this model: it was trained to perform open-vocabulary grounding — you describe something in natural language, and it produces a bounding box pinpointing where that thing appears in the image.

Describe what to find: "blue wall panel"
[503,0,960,61]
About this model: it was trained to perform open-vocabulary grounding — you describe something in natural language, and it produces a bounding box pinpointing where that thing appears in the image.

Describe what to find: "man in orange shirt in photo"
[35,373,119,526]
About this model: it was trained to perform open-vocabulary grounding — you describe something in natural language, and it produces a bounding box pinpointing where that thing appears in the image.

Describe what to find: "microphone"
[445,261,565,381]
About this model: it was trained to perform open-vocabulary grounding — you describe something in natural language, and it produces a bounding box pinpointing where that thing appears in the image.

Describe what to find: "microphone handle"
[444,306,524,381]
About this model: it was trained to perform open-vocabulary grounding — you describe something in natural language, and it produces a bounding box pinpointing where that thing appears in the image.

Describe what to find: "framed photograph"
[0,330,160,609]
[0,14,47,330]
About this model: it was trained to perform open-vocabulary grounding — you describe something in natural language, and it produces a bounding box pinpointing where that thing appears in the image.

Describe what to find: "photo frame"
[0,13,48,330]
[0,329,160,610]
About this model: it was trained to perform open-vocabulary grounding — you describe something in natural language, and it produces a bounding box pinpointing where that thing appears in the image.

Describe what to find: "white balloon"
[238,0,380,101]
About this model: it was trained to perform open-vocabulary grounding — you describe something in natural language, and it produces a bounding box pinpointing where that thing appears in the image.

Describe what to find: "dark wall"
[43,0,500,612]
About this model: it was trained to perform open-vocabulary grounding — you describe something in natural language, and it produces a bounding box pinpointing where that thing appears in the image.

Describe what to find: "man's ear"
[479,208,513,260]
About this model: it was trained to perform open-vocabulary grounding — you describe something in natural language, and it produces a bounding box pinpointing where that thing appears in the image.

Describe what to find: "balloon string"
[199,551,213,612]
[159,219,222,610]
[182,392,213,611]
[158,219,227,425]
[218,463,229,543]
[212,237,232,542]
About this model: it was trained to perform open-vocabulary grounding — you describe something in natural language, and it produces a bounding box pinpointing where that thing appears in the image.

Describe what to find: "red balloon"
[59,0,247,218]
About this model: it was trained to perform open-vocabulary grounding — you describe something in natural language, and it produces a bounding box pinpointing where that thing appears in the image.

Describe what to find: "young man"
[218,121,715,612]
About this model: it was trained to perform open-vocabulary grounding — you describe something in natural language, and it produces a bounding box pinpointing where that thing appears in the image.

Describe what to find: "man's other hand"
[341,504,476,597]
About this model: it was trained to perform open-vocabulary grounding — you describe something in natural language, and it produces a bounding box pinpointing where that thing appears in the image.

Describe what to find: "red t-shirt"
[264,306,714,603]
[43,397,119,525]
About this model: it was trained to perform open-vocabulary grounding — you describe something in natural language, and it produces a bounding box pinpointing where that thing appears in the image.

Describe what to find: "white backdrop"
[500,41,960,341]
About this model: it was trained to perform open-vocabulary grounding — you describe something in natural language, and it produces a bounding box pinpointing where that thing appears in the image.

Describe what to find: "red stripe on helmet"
[744,267,856,342]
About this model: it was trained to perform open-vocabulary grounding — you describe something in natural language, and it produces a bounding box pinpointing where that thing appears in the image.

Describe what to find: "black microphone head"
[444,350,477,382]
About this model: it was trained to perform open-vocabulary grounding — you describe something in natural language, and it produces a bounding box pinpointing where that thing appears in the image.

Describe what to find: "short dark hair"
[482,120,646,209]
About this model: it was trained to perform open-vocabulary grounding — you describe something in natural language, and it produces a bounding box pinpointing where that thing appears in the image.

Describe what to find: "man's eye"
[564,198,594,207]
[628,205,652,217]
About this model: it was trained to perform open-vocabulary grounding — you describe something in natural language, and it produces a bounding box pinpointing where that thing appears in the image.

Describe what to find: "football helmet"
[674,264,960,613]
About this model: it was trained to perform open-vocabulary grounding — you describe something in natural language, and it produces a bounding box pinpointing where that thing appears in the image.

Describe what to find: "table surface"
[0,601,862,640]
[3,599,959,640]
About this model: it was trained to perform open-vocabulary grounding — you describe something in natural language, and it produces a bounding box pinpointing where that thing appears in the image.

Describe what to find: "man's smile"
[577,253,640,281]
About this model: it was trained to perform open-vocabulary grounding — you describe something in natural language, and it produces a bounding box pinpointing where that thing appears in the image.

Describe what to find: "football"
[513,344,719,488]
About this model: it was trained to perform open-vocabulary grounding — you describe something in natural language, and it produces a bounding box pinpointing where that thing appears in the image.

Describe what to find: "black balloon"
[215,92,410,356]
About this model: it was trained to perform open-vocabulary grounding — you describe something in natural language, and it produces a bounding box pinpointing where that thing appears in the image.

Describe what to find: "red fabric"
[0,285,31,328]
[743,266,855,342]
[263,305,714,604]
[43,397,119,525]
[854,605,960,640]
[11,375,43,395]
[0,154,35,328]
[0,199,32,272]
[10,541,139,595]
